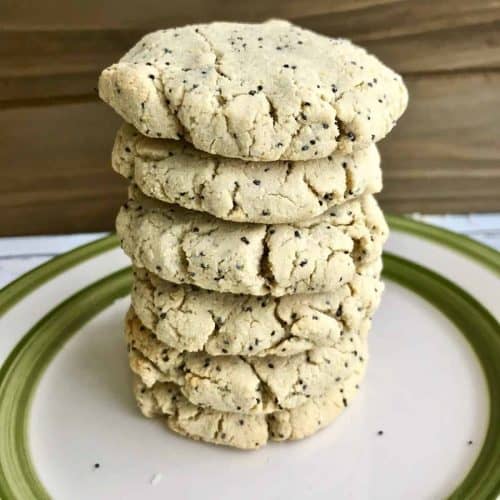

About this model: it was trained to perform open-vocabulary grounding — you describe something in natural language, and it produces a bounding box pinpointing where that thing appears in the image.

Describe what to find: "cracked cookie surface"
[126,309,368,415]
[113,123,382,223]
[133,365,364,449]
[131,258,382,355]
[99,20,408,161]
[116,187,387,296]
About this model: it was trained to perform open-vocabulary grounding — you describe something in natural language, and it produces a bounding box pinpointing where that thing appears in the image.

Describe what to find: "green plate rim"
[0,234,118,316]
[386,214,499,274]
[0,254,499,499]
[0,267,132,500]
[383,254,500,500]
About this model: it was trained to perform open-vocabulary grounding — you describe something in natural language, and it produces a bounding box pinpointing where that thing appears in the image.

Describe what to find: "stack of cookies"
[99,20,408,449]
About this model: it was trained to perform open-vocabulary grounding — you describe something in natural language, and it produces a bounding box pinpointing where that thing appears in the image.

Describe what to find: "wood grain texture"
[1,0,400,29]
[1,71,499,236]
[0,102,124,235]
[3,1,500,103]
[1,0,499,234]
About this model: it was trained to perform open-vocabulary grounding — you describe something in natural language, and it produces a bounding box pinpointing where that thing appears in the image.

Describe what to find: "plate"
[0,216,498,500]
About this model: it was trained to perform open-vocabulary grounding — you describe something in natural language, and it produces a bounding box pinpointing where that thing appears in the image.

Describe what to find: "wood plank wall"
[1,0,499,235]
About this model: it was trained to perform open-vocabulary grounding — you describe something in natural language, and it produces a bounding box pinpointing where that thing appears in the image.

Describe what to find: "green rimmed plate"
[0,217,498,500]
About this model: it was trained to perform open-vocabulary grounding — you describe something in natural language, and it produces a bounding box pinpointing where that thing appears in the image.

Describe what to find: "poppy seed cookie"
[126,309,368,414]
[116,188,388,296]
[130,258,383,355]
[133,365,364,449]
[113,123,382,223]
[99,20,408,161]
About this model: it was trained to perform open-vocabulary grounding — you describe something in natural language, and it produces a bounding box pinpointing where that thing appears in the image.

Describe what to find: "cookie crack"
[226,180,241,217]
[279,108,307,157]
[130,348,182,386]
[301,172,322,200]
[308,257,320,291]
[260,228,276,291]
[214,413,225,441]
[263,94,279,127]
[194,29,231,82]
[240,356,277,410]
[177,230,192,281]
[267,192,300,207]
[340,162,354,201]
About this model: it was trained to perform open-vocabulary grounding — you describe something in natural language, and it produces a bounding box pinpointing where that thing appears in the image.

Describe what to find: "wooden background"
[2,0,500,235]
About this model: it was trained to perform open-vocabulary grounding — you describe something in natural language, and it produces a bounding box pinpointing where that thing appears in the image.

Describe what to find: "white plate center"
[29,282,489,500]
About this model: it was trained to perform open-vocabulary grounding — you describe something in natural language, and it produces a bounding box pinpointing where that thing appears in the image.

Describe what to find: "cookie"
[131,258,383,355]
[113,123,382,223]
[126,309,368,414]
[133,365,364,449]
[99,20,408,161]
[116,188,387,296]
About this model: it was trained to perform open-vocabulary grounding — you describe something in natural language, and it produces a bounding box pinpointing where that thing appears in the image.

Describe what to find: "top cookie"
[99,20,408,161]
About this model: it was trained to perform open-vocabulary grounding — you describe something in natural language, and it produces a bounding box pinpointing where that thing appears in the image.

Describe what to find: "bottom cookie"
[132,365,365,450]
